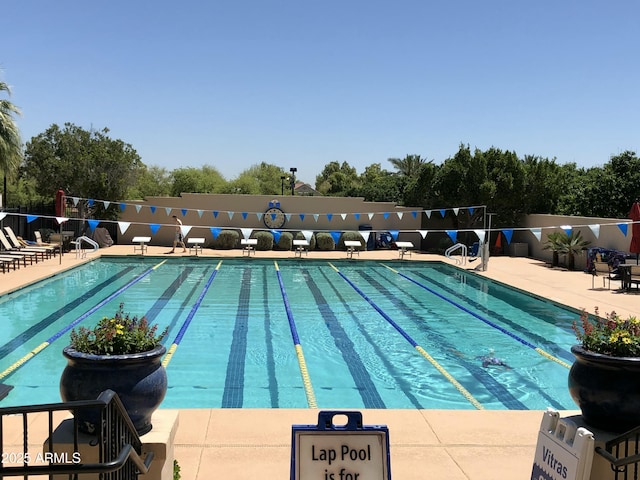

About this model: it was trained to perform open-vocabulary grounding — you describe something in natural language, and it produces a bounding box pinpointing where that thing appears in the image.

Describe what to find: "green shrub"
[338,231,366,251]
[274,232,293,251]
[210,230,239,249]
[254,231,274,250]
[315,232,335,251]
[294,232,316,250]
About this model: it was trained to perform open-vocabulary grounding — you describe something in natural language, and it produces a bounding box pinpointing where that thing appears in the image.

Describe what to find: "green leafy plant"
[70,303,167,355]
[573,307,640,357]
[173,459,181,480]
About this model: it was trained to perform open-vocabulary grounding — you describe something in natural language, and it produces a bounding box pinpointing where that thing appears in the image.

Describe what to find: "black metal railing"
[596,425,640,480]
[0,390,153,479]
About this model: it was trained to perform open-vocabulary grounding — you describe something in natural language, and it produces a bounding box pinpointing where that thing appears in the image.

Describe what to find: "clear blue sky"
[3,1,638,185]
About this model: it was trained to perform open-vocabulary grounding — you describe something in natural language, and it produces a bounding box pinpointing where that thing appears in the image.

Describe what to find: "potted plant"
[569,307,640,433]
[60,303,168,435]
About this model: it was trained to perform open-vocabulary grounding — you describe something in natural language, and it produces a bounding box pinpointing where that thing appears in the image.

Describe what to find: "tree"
[22,123,143,217]
[315,161,358,196]
[235,162,287,195]
[129,165,172,199]
[348,164,403,202]
[170,165,226,196]
[388,154,427,178]
[0,79,22,206]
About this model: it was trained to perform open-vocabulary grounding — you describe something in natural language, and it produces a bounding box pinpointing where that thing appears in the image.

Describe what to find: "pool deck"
[3,245,638,479]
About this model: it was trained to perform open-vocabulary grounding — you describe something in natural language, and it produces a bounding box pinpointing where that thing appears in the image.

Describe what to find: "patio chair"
[33,231,60,256]
[592,261,615,289]
[0,231,37,265]
[3,227,50,260]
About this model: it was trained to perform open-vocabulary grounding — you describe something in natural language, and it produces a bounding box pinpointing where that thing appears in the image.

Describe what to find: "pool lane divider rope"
[0,260,168,381]
[380,263,572,370]
[274,261,317,409]
[328,262,484,410]
[162,260,223,367]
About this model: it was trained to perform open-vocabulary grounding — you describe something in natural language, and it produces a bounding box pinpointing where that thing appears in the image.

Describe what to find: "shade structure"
[629,201,640,264]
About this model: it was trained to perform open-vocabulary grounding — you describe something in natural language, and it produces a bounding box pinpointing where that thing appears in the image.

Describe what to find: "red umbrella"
[629,201,640,264]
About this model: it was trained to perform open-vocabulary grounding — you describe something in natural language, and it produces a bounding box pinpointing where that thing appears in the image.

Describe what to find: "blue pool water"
[0,257,578,410]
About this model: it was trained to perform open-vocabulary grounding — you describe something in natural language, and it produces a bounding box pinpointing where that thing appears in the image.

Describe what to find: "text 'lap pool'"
[0,257,577,410]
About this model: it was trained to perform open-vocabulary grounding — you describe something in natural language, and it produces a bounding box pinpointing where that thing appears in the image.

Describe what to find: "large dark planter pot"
[60,345,167,435]
[569,345,640,433]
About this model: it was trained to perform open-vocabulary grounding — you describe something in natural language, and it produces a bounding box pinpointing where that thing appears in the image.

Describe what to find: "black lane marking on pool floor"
[261,264,279,407]
[0,266,137,361]
[302,267,386,409]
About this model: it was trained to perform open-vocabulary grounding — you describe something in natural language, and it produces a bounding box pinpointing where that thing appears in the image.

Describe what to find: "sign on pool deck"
[291,411,391,480]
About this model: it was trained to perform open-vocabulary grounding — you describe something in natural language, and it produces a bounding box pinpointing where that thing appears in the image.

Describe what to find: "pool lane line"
[328,262,484,410]
[274,261,317,409]
[162,260,222,368]
[380,263,572,370]
[0,260,168,381]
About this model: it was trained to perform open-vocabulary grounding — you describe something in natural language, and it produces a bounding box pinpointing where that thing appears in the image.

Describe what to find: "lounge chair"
[33,231,60,256]
[592,261,615,289]
[2,227,49,260]
[0,231,37,265]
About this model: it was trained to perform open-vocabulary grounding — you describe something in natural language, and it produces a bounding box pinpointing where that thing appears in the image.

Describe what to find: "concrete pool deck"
[2,245,638,479]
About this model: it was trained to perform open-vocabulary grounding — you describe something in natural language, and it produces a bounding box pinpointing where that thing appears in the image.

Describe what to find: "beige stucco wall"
[119,194,423,247]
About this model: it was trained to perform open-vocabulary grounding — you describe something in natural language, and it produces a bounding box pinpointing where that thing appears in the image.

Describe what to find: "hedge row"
[208,230,368,251]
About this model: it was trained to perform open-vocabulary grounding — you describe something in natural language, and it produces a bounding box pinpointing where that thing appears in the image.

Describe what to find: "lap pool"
[0,257,578,410]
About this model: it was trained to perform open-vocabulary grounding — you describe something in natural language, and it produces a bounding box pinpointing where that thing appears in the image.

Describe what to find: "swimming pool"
[0,257,578,410]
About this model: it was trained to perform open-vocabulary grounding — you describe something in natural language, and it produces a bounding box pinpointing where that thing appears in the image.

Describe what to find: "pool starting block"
[291,411,391,480]
[531,408,594,480]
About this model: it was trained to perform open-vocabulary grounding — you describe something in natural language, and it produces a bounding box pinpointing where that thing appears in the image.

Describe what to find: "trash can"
[359,224,375,250]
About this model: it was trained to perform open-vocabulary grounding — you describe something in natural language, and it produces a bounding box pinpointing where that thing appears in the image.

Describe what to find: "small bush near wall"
[255,231,274,250]
[274,232,293,251]
[210,230,239,249]
[316,232,335,251]
[294,232,316,250]
[338,231,366,251]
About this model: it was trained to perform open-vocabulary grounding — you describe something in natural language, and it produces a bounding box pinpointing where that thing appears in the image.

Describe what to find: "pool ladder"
[72,235,99,259]
[445,243,468,265]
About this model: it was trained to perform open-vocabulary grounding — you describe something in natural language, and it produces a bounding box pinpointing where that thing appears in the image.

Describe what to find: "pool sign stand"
[531,409,594,480]
[291,411,391,480]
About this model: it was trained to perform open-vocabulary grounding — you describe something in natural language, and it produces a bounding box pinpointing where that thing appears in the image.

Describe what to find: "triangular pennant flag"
[411,211,417,218]
[87,219,100,232]
[425,210,431,219]
[502,229,514,245]
[469,207,475,216]
[103,201,110,209]
[330,231,342,244]
[135,205,142,213]
[418,230,428,239]
[118,222,131,234]
[71,197,80,206]
[340,213,347,221]
[446,230,457,244]
[256,213,263,221]
[285,214,292,222]
[210,227,221,239]
[0,212,5,221]
[474,229,486,243]
[86,199,94,207]
[299,214,305,221]
[440,209,446,218]
[368,213,374,220]
[383,212,389,220]
[242,212,248,220]
[165,207,172,216]
[241,228,253,239]
[56,217,69,224]
[313,214,319,222]
[617,223,628,236]
[150,206,157,214]
[181,209,187,217]
[453,208,459,216]
[213,211,219,218]
[588,224,600,239]
[327,214,333,222]
[26,214,38,223]
[227,211,234,220]
[389,230,399,240]
[561,225,572,236]
[197,209,204,218]
[354,213,360,220]
[396,212,403,220]
[150,223,161,235]
[529,228,542,242]
[180,225,192,237]
[271,230,282,244]
[360,231,370,244]
[302,230,313,243]
[119,202,126,212]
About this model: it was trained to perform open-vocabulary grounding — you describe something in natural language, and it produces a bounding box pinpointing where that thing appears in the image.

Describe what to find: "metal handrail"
[594,424,640,478]
[0,389,152,479]
[445,243,467,265]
